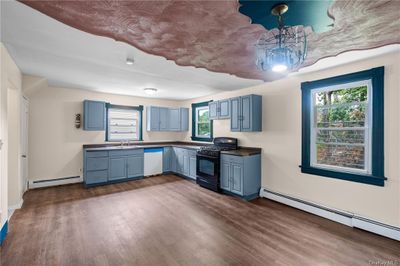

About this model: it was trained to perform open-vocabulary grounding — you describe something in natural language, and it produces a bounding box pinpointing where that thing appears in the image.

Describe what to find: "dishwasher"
[144,148,163,176]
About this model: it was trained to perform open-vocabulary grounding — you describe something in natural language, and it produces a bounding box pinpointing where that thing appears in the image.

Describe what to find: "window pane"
[316,129,365,144]
[198,109,209,123]
[315,86,367,106]
[316,103,366,128]
[317,144,365,170]
[197,123,210,137]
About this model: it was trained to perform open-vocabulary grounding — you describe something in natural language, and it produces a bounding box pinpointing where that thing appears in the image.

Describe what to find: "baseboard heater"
[260,188,400,241]
[29,176,83,189]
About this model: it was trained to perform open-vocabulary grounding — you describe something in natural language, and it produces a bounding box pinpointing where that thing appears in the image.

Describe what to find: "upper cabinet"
[209,99,230,120]
[83,100,106,131]
[230,95,262,132]
[147,106,189,132]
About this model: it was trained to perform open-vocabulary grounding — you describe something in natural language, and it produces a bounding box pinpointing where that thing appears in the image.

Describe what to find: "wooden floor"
[1,175,399,266]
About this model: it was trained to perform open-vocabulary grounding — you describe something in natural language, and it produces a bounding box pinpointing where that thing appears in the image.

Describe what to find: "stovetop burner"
[197,137,238,157]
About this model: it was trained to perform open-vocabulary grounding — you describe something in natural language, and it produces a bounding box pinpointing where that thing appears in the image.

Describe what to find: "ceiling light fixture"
[126,58,134,65]
[144,88,157,95]
[255,3,307,73]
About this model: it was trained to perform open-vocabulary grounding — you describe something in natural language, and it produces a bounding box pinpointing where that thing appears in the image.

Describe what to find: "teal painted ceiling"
[239,0,333,33]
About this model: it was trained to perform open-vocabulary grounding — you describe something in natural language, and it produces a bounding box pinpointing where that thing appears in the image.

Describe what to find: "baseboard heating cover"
[29,176,83,189]
[260,188,400,241]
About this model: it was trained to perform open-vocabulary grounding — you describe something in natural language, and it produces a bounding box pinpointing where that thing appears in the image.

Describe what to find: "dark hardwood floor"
[1,175,399,266]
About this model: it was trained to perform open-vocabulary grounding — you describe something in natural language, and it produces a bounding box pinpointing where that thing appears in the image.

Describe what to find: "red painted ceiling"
[20,1,400,81]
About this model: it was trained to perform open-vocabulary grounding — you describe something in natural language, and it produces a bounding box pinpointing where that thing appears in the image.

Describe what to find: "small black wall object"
[75,114,81,129]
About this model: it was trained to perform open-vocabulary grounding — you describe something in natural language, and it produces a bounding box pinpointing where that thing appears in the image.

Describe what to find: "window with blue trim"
[191,101,213,142]
[301,67,385,186]
[106,104,143,141]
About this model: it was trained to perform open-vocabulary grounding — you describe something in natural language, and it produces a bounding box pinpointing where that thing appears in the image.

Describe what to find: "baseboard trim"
[29,176,83,189]
[260,188,400,241]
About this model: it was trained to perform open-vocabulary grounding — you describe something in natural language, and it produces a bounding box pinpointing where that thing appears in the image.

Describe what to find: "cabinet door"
[159,107,169,131]
[241,95,252,132]
[163,147,171,172]
[218,99,230,119]
[220,160,230,190]
[109,157,126,181]
[183,151,190,176]
[230,97,241,132]
[171,148,177,172]
[126,156,144,178]
[148,106,160,131]
[180,108,189,131]
[208,101,218,120]
[230,163,244,195]
[83,100,105,131]
[176,149,184,174]
[169,108,181,131]
[189,155,197,179]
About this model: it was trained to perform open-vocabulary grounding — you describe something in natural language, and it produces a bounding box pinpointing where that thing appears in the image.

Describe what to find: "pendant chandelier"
[255,3,307,73]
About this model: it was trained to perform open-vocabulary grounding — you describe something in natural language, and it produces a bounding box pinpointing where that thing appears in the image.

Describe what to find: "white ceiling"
[1,1,399,100]
[0,1,263,100]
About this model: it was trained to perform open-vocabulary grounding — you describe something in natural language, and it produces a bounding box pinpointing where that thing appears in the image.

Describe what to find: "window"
[301,67,385,186]
[106,104,143,141]
[191,101,213,142]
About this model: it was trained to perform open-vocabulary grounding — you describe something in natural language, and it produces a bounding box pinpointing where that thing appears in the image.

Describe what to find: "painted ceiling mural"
[20,0,400,82]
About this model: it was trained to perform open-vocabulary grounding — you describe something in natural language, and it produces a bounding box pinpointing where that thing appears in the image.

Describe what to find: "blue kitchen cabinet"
[218,99,230,119]
[83,150,109,185]
[163,147,172,172]
[109,157,126,181]
[180,108,189,131]
[159,107,169,131]
[169,108,181,131]
[183,151,190,177]
[209,100,230,120]
[175,148,184,174]
[209,101,218,120]
[147,106,160,131]
[188,150,197,179]
[127,155,144,179]
[83,100,106,131]
[230,95,262,132]
[220,154,261,200]
[220,159,230,191]
[230,97,241,131]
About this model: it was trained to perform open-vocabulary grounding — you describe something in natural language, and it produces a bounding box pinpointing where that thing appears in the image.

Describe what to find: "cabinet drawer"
[86,157,109,171]
[109,149,144,157]
[86,151,108,158]
[85,170,108,184]
[221,154,243,164]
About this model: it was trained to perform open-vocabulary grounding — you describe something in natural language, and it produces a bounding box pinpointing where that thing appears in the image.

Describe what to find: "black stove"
[196,137,238,192]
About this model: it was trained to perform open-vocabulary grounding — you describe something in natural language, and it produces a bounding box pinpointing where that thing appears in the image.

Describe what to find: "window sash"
[107,108,140,141]
[310,80,373,174]
[195,106,210,138]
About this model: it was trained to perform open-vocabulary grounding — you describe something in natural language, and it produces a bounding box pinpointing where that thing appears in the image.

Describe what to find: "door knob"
[22,155,27,158]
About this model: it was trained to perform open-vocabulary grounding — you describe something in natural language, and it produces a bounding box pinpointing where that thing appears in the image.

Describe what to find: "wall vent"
[29,176,82,189]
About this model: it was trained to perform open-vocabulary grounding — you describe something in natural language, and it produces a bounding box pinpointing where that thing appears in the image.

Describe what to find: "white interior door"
[21,97,29,193]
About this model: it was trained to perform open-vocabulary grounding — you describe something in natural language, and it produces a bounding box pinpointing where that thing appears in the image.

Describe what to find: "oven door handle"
[196,153,218,160]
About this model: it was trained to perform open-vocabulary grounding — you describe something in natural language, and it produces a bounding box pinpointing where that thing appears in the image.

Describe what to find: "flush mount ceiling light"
[126,58,134,65]
[255,3,307,73]
[144,88,157,95]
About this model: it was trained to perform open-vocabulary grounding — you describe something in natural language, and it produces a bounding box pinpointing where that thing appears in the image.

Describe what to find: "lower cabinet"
[84,149,144,186]
[170,147,196,180]
[220,154,261,200]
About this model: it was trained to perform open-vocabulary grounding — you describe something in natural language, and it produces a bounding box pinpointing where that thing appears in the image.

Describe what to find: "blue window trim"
[105,103,143,141]
[300,66,386,186]
[191,101,213,142]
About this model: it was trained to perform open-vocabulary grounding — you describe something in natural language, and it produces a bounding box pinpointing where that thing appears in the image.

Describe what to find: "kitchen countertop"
[83,141,261,156]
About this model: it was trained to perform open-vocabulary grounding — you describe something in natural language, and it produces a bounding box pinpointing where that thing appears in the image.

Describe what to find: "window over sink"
[106,104,143,141]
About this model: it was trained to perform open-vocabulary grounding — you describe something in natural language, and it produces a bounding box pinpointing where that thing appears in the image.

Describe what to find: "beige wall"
[182,51,400,227]
[1,43,22,228]
[7,85,22,208]
[26,81,187,182]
